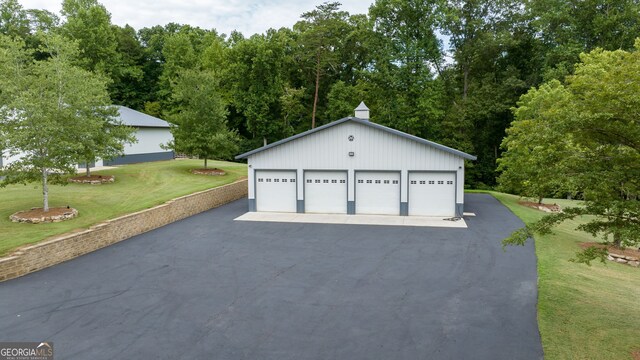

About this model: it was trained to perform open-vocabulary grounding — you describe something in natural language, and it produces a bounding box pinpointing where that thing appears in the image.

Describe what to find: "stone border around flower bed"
[68,175,115,184]
[0,179,248,282]
[10,208,78,224]
[191,169,226,176]
[608,253,640,268]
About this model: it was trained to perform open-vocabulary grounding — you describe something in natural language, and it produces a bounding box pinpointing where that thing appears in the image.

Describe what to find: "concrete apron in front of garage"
[235,212,475,228]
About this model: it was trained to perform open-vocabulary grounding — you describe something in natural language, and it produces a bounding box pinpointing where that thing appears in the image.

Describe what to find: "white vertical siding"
[124,128,172,155]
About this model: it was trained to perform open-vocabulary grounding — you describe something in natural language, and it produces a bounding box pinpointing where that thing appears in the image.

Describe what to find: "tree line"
[3,0,639,188]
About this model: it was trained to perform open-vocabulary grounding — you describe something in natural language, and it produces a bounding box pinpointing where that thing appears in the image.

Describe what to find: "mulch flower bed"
[191,168,226,176]
[518,200,561,213]
[580,242,640,268]
[10,207,78,224]
[68,175,115,184]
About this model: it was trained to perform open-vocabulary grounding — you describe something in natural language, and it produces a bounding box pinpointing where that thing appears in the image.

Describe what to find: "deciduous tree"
[502,42,640,261]
[164,69,239,169]
[0,34,119,211]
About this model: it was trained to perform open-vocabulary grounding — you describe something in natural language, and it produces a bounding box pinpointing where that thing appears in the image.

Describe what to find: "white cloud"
[18,0,374,36]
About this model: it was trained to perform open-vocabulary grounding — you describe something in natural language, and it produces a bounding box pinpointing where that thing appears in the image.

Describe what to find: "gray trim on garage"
[347,201,355,215]
[400,202,408,216]
[104,151,174,166]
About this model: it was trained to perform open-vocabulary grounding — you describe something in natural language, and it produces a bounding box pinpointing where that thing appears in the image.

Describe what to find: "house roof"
[235,117,477,161]
[115,106,170,128]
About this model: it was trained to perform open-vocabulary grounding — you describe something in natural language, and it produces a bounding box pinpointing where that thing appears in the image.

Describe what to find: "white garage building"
[236,103,476,217]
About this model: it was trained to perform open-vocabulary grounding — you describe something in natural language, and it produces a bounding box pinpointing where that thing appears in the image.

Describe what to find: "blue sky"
[18,0,375,36]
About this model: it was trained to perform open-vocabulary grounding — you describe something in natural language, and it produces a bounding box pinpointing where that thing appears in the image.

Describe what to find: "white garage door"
[255,170,297,212]
[305,171,347,214]
[408,172,456,217]
[355,171,400,215]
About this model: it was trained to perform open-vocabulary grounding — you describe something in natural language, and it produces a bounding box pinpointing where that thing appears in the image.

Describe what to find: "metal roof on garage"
[235,117,477,161]
[115,106,170,128]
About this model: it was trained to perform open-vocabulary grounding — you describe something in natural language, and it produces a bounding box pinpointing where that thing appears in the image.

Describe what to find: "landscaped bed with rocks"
[68,175,115,184]
[10,207,78,224]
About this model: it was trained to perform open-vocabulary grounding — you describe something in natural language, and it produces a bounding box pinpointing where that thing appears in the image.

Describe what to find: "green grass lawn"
[0,159,247,256]
[484,191,640,360]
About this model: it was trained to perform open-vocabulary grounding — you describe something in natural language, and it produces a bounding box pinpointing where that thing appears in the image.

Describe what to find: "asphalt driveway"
[0,194,543,359]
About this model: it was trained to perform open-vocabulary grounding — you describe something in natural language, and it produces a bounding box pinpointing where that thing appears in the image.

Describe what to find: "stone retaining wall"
[608,252,640,268]
[0,180,248,282]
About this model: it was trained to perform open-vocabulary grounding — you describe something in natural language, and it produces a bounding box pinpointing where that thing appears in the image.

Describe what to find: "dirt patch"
[10,207,78,224]
[191,168,226,176]
[632,349,640,360]
[518,200,561,213]
[580,242,640,258]
[68,175,115,184]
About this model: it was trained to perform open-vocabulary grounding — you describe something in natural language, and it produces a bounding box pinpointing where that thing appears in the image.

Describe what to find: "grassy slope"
[0,159,247,256]
[486,191,640,360]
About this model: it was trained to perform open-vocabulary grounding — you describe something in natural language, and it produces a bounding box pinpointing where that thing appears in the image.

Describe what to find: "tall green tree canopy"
[502,42,640,260]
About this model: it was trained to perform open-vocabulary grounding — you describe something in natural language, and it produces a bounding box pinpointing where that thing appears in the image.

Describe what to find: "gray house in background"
[102,106,174,166]
[1,106,174,169]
